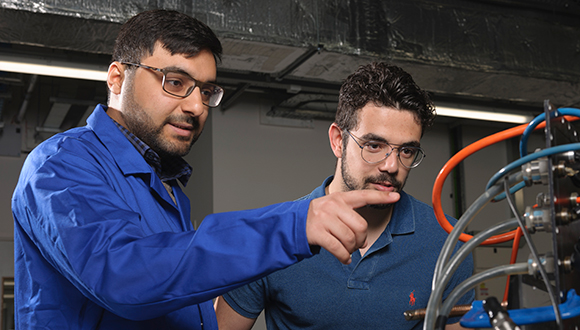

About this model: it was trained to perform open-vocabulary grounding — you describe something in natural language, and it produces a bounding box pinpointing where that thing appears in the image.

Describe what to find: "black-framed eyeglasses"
[346,131,425,169]
[121,62,224,108]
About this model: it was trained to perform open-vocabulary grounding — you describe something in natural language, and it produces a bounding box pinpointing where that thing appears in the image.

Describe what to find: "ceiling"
[0,0,579,154]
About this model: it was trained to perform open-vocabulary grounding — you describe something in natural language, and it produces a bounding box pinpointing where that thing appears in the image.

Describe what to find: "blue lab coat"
[12,105,313,329]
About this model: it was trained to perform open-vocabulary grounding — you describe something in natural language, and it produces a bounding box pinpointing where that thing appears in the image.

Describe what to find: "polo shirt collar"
[388,191,416,235]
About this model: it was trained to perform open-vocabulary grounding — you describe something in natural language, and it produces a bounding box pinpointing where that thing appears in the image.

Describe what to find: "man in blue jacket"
[11,10,399,330]
[215,62,474,329]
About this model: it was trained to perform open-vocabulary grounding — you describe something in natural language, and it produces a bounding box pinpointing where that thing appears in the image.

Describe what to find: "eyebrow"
[162,65,218,84]
[359,132,421,148]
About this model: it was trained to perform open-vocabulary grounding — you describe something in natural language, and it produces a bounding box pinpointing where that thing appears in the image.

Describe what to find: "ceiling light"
[436,104,534,124]
[0,54,108,81]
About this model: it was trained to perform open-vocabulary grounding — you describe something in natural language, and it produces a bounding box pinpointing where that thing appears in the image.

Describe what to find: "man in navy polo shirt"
[215,62,474,330]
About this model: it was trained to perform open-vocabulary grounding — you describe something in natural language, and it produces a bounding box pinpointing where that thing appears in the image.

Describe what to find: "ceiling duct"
[0,0,579,121]
[1,0,579,79]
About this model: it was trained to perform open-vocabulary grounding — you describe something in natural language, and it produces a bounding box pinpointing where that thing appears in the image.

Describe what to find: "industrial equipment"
[419,101,580,329]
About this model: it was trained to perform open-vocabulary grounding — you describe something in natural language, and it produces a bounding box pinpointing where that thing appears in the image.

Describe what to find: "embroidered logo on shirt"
[409,290,416,306]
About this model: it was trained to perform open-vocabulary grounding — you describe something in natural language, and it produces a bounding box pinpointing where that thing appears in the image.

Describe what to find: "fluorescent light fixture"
[436,104,534,124]
[0,54,108,81]
[0,54,539,126]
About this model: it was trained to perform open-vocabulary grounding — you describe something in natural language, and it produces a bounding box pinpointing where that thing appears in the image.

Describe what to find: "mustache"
[364,173,403,191]
[164,115,200,130]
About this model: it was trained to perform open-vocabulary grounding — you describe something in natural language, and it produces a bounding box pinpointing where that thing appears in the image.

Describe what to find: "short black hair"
[335,62,435,136]
[112,9,222,65]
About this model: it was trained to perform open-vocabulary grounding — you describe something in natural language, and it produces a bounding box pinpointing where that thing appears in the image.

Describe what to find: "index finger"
[338,190,400,209]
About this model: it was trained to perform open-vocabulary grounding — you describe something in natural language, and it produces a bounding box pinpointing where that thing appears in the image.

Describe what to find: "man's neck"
[105,105,125,127]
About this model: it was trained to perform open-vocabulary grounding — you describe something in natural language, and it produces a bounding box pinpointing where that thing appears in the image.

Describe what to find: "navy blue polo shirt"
[223,176,474,330]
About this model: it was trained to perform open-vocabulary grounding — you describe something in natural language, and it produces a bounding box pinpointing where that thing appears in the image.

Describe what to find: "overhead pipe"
[16,74,38,124]
[272,44,323,81]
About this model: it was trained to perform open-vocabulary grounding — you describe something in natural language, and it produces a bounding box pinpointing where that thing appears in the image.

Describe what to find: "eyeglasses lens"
[362,145,423,168]
[162,72,193,97]
[162,72,224,107]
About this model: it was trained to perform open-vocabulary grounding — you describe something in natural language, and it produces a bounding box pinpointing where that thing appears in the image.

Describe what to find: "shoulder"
[23,127,96,169]
[27,127,110,168]
[401,192,434,214]
[401,193,474,267]
[295,176,333,201]
[17,117,134,189]
[400,191,458,225]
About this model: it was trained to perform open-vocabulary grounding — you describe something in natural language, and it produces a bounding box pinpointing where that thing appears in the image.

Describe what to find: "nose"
[181,86,206,117]
[377,149,399,173]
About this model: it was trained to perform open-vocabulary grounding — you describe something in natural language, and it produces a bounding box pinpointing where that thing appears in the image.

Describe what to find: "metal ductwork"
[0,0,579,150]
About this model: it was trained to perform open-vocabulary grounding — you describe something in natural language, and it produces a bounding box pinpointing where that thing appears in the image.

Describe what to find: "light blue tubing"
[519,108,580,158]
[435,217,519,307]
[442,263,530,328]
[423,172,522,330]
[492,180,527,202]
[427,219,520,327]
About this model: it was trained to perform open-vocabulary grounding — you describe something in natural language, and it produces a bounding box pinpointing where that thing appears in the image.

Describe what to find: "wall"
[182,106,215,229]
[211,97,335,212]
[210,94,457,214]
[0,154,25,280]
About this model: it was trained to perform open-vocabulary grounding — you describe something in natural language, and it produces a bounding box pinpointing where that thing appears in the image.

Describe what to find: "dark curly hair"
[335,62,435,136]
[112,9,222,65]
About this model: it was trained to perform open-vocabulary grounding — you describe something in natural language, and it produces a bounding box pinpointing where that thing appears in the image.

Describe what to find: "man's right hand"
[305,190,400,264]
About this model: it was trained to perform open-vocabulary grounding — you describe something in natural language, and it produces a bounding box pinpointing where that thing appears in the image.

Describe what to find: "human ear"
[328,123,344,159]
[107,62,125,95]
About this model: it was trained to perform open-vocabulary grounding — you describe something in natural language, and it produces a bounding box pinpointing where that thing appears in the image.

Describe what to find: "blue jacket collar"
[86,104,153,177]
[86,105,185,208]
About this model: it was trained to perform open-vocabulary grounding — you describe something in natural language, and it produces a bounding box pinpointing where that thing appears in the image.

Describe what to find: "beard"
[120,79,201,158]
[340,148,405,209]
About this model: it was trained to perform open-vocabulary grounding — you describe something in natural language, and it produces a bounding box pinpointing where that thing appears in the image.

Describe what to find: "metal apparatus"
[416,101,580,329]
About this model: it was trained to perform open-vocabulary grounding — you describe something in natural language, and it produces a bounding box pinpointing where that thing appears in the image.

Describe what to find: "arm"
[13,138,400,320]
[13,141,318,319]
[215,296,257,330]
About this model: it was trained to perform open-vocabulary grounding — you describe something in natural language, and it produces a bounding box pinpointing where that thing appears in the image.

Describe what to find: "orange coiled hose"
[432,122,546,244]
[433,115,578,244]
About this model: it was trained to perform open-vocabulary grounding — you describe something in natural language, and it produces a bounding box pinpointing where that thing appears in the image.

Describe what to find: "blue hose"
[487,143,580,190]
[520,108,580,158]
